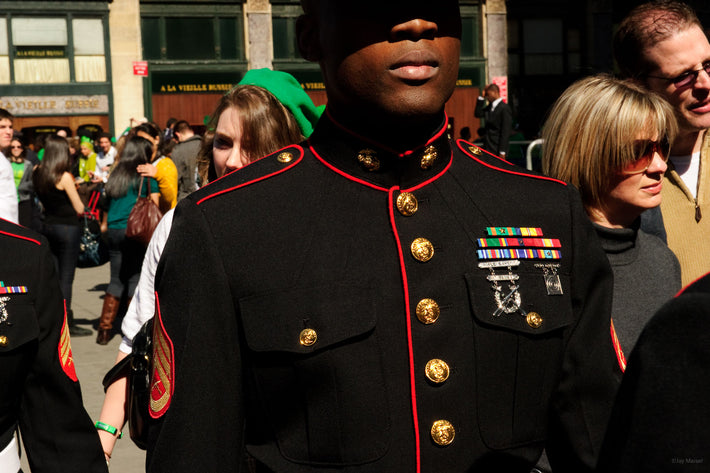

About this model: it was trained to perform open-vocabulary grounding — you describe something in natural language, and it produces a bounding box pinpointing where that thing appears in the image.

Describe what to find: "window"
[522,19,563,75]
[0,19,8,84]
[73,18,106,82]
[166,18,215,60]
[141,12,244,61]
[12,17,70,83]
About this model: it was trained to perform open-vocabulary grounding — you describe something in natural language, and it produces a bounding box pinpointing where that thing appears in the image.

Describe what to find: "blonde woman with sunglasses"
[542,74,681,374]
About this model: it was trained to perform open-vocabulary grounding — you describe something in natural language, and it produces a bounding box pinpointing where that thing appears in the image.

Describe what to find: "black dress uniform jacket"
[147,113,618,473]
[596,273,710,472]
[0,219,107,472]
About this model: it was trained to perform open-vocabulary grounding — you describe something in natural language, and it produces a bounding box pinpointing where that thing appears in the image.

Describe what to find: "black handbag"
[102,319,153,450]
[77,191,109,268]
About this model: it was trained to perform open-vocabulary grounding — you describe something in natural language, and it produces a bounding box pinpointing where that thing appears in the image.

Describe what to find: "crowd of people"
[1,0,710,472]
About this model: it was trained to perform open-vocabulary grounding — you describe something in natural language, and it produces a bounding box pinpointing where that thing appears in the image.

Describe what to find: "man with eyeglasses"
[0,108,19,223]
[614,1,710,286]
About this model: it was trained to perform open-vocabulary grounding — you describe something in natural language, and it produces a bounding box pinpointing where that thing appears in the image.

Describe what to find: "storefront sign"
[152,71,238,94]
[0,95,109,116]
[14,47,66,59]
[133,61,149,76]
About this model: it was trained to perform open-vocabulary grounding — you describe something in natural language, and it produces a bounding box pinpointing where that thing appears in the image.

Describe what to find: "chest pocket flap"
[239,282,377,354]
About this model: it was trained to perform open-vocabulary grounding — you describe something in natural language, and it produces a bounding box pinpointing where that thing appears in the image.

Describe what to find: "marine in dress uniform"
[147,111,618,472]
[147,2,617,472]
[0,218,107,472]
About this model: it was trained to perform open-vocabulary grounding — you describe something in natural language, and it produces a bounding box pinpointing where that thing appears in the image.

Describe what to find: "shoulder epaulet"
[0,219,42,245]
[456,140,567,186]
[196,144,304,206]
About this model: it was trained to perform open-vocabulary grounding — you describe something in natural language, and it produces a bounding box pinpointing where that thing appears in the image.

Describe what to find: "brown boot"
[96,293,120,345]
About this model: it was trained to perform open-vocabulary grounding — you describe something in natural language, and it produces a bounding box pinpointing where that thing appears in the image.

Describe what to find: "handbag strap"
[136,176,145,200]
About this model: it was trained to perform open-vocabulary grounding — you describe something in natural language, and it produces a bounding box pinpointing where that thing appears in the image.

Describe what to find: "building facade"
[1,0,491,142]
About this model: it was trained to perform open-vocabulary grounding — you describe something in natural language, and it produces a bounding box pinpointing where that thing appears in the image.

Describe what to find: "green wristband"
[95,421,123,439]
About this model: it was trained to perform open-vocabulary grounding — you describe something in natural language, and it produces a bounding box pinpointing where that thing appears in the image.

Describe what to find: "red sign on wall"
[492,76,508,103]
[133,61,148,77]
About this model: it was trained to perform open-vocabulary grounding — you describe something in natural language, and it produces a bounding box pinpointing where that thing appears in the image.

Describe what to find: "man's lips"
[390,50,439,81]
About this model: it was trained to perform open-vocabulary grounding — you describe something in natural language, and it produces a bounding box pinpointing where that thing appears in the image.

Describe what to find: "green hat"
[238,68,324,138]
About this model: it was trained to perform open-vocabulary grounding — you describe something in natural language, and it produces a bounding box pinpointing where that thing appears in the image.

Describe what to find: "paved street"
[21,263,146,472]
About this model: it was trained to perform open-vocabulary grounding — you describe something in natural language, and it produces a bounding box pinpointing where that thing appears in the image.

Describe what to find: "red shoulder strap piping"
[456,139,567,186]
[196,145,304,206]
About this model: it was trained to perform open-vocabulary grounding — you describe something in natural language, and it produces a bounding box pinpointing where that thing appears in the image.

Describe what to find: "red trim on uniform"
[610,319,626,372]
[196,145,304,205]
[0,228,41,245]
[674,271,710,297]
[402,149,453,193]
[326,108,450,158]
[150,292,175,419]
[58,300,78,382]
[309,143,389,192]
[387,188,421,473]
[458,140,512,164]
[457,140,569,186]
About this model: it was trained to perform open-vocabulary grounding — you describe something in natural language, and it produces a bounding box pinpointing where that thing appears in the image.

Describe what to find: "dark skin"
[297,0,462,150]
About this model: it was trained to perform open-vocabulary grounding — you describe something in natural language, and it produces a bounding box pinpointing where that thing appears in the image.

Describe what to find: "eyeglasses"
[646,62,710,88]
[622,138,671,175]
[10,145,23,149]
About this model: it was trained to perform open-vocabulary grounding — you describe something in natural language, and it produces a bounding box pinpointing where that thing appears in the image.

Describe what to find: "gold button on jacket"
[425,359,450,384]
[415,298,440,324]
[431,420,455,446]
[410,238,434,262]
[396,192,418,216]
[299,328,317,346]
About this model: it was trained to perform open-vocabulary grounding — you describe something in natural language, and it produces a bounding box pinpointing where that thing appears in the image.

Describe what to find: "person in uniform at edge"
[596,271,710,472]
[146,1,618,472]
[0,218,107,472]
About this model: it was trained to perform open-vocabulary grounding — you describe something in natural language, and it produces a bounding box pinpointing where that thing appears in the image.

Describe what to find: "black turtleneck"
[593,220,681,357]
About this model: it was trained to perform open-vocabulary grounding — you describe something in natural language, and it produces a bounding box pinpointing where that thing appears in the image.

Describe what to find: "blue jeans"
[107,228,146,299]
[40,223,81,313]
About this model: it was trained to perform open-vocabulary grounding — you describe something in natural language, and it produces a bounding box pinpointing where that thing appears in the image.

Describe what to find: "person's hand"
[137,163,157,177]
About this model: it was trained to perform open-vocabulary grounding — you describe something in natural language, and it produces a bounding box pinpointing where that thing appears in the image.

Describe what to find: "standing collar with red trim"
[308,111,452,190]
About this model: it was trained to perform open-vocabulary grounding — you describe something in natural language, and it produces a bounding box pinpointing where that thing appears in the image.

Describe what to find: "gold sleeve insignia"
[58,301,78,382]
[150,293,174,418]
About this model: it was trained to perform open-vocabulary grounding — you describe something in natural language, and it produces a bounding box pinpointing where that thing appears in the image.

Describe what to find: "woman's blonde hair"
[542,74,677,210]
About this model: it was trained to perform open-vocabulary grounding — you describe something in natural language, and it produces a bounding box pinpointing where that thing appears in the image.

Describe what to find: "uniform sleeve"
[545,185,619,472]
[147,201,244,472]
[19,241,107,473]
[596,293,710,472]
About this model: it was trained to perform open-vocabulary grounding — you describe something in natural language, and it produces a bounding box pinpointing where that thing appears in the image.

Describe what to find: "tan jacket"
[661,131,710,286]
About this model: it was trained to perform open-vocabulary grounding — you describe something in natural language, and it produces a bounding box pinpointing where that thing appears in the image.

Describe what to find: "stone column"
[108,0,144,137]
[484,0,508,83]
[244,0,273,70]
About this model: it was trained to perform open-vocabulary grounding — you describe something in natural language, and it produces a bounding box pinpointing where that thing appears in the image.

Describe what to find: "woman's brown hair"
[197,84,304,184]
[32,135,73,196]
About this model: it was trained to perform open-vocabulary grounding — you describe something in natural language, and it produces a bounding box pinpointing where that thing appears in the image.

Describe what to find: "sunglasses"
[622,138,671,175]
[646,62,710,89]
[10,145,23,149]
